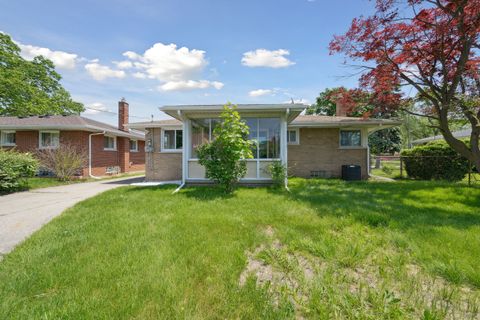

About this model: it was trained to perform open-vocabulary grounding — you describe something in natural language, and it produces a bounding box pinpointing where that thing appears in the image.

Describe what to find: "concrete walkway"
[0,176,144,257]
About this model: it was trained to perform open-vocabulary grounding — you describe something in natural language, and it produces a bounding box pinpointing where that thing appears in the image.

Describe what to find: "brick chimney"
[335,96,348,117]
[118,98,130,173]
[118,98,129,131]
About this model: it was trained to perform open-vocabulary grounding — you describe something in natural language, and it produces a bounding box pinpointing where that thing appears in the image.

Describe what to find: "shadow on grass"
[275,179,480,231]
[181,186,235,201]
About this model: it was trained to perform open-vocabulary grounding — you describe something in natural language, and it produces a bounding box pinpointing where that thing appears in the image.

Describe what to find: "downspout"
[89,131,105,179]
[173,110,186,194]
[284,108,290,191]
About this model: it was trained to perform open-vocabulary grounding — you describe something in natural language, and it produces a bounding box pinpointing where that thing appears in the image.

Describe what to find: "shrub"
[381,164,394,175]
[0,149,38,193]
[37,144,87,181]
[267,161,287,187]
[401,141,469,181]
[197,104,254,193]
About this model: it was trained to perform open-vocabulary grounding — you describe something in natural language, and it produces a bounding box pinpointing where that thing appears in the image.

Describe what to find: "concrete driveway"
[0,176,144,257]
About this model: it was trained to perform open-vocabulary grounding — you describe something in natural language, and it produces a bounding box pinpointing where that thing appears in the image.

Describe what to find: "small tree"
[0,149,38,193]
[197,104,253,193]
[37,144,87,181]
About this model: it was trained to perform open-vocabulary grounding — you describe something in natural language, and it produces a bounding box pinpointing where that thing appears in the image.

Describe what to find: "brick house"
[0,100,145,177]
[127,103,400,184]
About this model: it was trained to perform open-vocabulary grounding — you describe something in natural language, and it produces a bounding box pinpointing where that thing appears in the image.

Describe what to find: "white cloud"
[123,43,208,82]
[241,49,295,68]
[132,72,147,79]
[83,102,111,115]
[113,60,133,69]
[18,43,78,69]
[159,80,224,92]
[85,62,126,81]
[249,89,274,97]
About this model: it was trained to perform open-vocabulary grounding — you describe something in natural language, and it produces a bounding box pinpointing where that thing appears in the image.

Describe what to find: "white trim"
[38,130,60,149]
[287,128,300,145]
[129,139,139,152]
[103,135,117,151]
[0,130,16,146]
[161,128,183,152]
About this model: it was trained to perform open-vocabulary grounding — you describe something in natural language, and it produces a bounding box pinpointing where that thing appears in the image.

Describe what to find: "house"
[412,128,471,145]
[0,100,145,177]
[127,103,401,184]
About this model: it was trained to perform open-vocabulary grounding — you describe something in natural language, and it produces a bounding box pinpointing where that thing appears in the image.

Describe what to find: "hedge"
[401,141,469,181]
[0,149,39,193]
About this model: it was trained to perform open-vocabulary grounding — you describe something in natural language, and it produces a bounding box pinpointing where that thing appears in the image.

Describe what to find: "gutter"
[88,131,105,179]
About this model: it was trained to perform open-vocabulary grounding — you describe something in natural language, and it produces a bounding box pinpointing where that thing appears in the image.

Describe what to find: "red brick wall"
[1,130,145,177]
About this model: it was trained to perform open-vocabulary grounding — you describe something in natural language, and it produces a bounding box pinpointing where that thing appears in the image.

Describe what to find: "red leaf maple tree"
[330,0,480,169]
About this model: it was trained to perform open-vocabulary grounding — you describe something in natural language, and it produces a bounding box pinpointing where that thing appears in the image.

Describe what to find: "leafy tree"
[330,0,480,170]
[306,87,345,115]
[369,128,402,155]
[0,33,83,116]
[197,104,254,193]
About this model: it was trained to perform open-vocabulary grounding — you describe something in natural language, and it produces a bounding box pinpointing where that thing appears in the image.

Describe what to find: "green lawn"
[24,172,145,190]
[1,179,479,319]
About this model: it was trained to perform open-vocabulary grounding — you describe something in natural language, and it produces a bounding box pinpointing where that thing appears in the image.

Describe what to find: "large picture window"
[190,119,220,158]
[39,131,60,149]
[340,130,362,147]
[162,129,182,151]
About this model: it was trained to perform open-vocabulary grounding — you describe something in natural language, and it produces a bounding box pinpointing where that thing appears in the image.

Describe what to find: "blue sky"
[0,0,375,125]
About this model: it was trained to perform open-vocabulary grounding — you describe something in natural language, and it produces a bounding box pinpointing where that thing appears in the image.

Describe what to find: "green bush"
[267,161,287,187]
[0,149,39,193]
[381,164,394,175]
[401,141,469,181]
[197,104,254,193]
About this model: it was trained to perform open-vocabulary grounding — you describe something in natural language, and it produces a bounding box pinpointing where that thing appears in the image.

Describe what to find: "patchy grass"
[0,178,479,319]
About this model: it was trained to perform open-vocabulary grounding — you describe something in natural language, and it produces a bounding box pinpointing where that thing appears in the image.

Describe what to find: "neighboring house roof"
[0,115,145,140]
[128,114,401,130]
[289,115,401,128]
[412,128,471,145]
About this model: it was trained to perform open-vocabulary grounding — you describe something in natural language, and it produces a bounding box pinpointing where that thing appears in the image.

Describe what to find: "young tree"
[197,104,254,193]
[0,33,84,116]
[330,0,480,169]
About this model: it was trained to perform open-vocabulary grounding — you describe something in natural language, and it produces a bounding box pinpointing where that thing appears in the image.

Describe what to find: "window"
[39,131,60,149]
[190,119,219,158]
[0,130,16,146]
[162,129,182,151]
[340,130,362,147]
[287,129,299,144]
[129,140,138,152]
[103,135,116,151]
[245,118,281,159]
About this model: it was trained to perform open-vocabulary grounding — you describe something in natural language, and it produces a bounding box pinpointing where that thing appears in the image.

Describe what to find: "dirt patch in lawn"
[239,226,480,319]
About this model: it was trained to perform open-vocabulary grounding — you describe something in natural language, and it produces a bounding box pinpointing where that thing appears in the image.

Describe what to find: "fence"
[371,155,479,186]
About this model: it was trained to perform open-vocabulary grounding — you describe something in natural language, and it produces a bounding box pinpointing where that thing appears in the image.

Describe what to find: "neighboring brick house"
[0,100,145,177]
[128,103,400,183]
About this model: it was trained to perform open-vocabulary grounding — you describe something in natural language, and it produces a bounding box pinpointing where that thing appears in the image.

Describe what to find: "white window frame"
[129,139,138,152]
[103,135,117,151]
[287,128,300,145]
[0,130,16,146]
[39,130,60,149]
[339,129,363,149]
[161,128,182,153]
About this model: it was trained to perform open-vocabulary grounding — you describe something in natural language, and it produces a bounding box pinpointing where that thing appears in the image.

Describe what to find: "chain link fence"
[370,155,479,186]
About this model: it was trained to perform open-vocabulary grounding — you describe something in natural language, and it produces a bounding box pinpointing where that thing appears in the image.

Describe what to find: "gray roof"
[0,115,144,140]
[128,114,401,130]
[412,128,471,144]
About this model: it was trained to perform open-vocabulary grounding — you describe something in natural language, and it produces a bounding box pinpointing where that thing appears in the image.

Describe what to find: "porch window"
[0,130,16,146]
[190,119,220,157]
[39,131,60,149]
[340,130,361,147]
[245,118,280,159]
[162,129,182,151]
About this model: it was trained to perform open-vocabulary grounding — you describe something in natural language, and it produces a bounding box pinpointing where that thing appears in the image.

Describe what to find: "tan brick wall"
[287,128,368,179]
[145,128,182,181]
